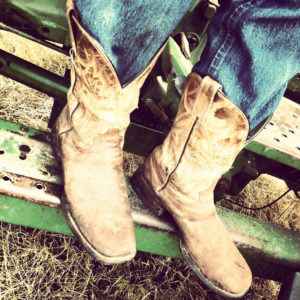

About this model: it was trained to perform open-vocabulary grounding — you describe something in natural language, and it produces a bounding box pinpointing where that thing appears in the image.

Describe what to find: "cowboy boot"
[51,0,165,264]
[131,73,252,297]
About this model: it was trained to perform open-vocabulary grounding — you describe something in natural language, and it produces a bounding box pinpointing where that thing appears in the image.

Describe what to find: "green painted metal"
[0,0,69,46]
[0,50,69,103]
[0,23,69,56]
[162,38,193,77]
[218,206,300,281]
[0,194,72,235]
[0,119,61,184]
[1,118,300,281]
[0,118,43,138]
[0,194,183,258]
[0,192,300,281]
[245,141,300,171]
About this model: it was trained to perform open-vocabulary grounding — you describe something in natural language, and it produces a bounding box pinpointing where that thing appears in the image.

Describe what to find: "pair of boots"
[52,1,252,298]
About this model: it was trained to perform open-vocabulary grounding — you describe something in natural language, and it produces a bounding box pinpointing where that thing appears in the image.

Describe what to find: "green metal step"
[0,118,300,281]
[246,97,300,171]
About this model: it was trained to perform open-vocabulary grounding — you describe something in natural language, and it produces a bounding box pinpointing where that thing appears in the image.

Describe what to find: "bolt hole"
[297,74,300,80]
[293,114,298,119]
[274,138,280,142]
[0,150,4,155]
[269,122,274,126]
[19,145,31,154]
[297,147,300,151]
[34,182,45,190]
[3,176,10,181]
[282,134,287,138]
[19,154,26,160]
[289,129,295,134]
[42,171,49,176]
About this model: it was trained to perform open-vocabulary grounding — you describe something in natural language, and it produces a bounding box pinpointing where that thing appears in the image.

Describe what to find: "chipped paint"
[0,125,62,184]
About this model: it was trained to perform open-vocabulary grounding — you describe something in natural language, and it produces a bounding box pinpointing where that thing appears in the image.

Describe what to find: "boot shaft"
[65,0,166,148]
[145,73,249,201]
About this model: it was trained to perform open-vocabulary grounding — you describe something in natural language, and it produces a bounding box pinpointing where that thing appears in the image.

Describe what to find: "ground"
[0,30,299,299]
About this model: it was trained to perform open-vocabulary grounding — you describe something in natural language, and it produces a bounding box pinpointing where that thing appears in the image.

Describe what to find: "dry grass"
[0,30,299,299]
[0,30,70,131]
[220,174,300,232]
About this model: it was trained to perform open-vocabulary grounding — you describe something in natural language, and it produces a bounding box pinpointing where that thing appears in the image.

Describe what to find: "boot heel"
[130,166,165,216]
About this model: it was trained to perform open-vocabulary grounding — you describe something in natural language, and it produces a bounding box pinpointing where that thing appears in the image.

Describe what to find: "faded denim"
[193,0,300,130]
[74,0,195,85]
[75,0,300,130]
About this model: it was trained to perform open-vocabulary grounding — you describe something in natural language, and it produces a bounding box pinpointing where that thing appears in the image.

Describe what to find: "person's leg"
[74,0,195,85]
[193,0,300,131]
[52,0,194,264]
[132,0,300,298]
[52,0,172,264]
[54,0,300,296]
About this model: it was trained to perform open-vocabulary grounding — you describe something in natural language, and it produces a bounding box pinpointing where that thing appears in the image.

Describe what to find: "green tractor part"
[0,118,300,282]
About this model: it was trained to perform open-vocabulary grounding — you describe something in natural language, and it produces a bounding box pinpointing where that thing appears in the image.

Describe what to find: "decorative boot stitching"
[58,102,80,136]
[158,116,199,193]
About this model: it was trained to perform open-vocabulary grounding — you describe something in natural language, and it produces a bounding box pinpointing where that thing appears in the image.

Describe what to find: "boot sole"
[130,165,250,298]
[51,127,136,265]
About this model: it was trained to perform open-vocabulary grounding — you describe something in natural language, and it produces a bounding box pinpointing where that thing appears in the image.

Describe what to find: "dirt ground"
[0,30,299,299]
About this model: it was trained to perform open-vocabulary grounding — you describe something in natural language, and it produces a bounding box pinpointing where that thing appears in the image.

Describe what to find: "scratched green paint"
[1,193,300,280]
[245,141,300,171]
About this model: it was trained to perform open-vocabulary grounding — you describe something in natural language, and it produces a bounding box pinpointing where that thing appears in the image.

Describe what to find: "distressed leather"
[144,73,252,295]
[53,0,164,263]
[66,0,162,148]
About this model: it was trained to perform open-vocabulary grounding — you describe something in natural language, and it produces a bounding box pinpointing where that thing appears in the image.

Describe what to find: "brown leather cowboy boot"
[52,0,165,264]
[131,73,252,297]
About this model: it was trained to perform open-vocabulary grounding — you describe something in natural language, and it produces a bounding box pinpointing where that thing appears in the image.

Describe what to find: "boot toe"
[63,196,136,264]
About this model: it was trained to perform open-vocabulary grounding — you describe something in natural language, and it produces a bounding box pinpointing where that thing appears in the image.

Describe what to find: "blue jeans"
[75,0,300,131]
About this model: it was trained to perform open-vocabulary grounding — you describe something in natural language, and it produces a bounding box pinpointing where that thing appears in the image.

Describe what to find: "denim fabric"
[75,0,300,130]
[193,0,300,130]
[74,0,194,86]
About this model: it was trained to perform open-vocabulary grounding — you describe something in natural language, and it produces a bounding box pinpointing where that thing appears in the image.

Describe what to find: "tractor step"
[246,97,300,170]
[1,98,300,281]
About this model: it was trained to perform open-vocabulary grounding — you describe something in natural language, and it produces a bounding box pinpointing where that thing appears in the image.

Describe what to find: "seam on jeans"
[208,0,263,78]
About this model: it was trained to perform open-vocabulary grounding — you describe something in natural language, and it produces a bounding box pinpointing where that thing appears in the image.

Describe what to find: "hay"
[1,30,299,299]
[0,30,70,131]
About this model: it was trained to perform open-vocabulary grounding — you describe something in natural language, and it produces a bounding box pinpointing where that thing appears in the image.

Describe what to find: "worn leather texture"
[53,0,164,263]
[144,73,252,294]
[66,0,163,149]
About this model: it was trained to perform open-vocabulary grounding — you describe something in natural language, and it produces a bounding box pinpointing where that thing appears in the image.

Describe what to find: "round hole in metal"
[34,182,45,190]
[3,176,10,181]
[19,154,26,160]
[0,150,4,155]
[19,145,31,154]
[274,138,280,142]
[289,129,295,134]
[282,134,287,138]
[269,122,274,126]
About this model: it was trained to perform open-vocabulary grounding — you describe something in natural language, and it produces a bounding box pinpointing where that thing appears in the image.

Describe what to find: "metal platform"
[0,98,300,281]
[247,97,300,170]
